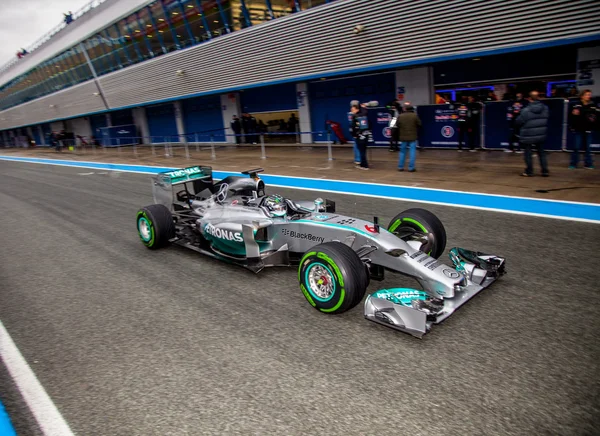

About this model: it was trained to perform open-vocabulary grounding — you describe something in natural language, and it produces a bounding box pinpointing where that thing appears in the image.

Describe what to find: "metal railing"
[8,130,336,161]
[0,0,109,77]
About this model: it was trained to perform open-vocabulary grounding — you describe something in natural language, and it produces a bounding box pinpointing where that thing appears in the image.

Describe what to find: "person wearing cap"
[397,104,422,172]
[349,102,372,170]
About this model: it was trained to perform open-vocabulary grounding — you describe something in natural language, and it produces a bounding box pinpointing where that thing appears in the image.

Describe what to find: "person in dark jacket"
[455,97,469,151]
[505,92,527,153]
[230,115,242,145]
[466,96,482,151]
[397,105,422,172]
[515,91,549,177]
[568,89,597,169]
[349,103,372,170]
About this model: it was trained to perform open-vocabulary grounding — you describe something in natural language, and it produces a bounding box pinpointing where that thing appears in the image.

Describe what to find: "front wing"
[364,247,506,338]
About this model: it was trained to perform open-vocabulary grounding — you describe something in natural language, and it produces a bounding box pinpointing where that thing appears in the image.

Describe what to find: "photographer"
[349,102,372,170]
[386,99,402,152]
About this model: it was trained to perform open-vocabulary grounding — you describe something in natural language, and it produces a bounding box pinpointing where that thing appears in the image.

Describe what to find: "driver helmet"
[264,194,287,217]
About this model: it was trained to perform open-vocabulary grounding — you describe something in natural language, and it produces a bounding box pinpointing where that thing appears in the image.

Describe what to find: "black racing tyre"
[136,204,175,249]
[298,242,368,314]
[388,208,447,259]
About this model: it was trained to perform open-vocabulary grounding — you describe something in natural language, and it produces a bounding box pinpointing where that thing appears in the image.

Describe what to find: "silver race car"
[136,165,505,338]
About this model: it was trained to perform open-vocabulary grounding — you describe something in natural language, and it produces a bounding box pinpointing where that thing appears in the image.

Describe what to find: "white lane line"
[0,320,75,436]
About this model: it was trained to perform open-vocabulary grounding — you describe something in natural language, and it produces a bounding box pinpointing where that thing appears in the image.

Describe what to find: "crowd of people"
[230,113,299,144]
[346,89,598,175]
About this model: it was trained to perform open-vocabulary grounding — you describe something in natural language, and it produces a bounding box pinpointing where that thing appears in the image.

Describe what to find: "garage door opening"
[251,110,300,144]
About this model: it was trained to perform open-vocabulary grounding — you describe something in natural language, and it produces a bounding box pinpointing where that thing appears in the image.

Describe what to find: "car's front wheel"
[136,204,175,249]
[388,208,447,259]
[298,242,368,314]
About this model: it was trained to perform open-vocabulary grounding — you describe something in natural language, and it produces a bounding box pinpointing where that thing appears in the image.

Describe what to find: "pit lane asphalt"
[0,160,599,436]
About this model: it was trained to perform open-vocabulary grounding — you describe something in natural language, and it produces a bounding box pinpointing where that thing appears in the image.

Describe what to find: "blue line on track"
[0,398,17,436]
[1,155,599,223]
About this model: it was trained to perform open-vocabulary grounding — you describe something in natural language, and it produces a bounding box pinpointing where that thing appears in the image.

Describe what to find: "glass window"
[244,0,271,25]
[224,0,247,31]
[269,0,294,18]
[106,26,132,67]
[117,19,142,63]
[179,0,209,44]
[304,0,328,7]
[163,0,193,48]
[149,0,179,52]
[200,0,228,37]
[138,6,166,55]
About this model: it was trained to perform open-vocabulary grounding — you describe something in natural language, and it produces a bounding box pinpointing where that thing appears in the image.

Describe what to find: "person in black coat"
[568,89,597,169]
[230,115,242,145]
[466,96,482,151]
[515,91,549,177]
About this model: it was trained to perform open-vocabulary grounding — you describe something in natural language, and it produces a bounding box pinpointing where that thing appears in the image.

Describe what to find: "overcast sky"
[0,0,92,66]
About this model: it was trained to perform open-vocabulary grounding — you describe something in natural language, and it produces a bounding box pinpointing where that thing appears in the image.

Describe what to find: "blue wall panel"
[32,127,41,145]
[182,95,225,141]
[90,114,108,139]
[309,73,396,142]
[111,108,134,127]
[241,83,297,113]
[146,103,178,142]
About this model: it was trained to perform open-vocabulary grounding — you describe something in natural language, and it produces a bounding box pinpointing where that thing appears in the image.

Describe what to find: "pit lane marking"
[0,320,75,436]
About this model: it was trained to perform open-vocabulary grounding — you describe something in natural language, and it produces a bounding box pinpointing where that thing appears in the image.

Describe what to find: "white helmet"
[264,194,287,217]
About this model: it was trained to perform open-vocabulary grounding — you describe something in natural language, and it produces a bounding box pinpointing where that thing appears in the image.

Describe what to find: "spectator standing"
[455,97,469,152]
[249,113,258,143]
[230,115,242,145]
[569,89,597,169]
[386,99,402,152]
[348,100,362,164]
[505,92,527,153]
[466,96,482,152]
[64,11,73,24]
[485,90,498,101]
[397,105,422,172]
[349,103,371,170]
[515,91,549,177]
[287,113,299,133]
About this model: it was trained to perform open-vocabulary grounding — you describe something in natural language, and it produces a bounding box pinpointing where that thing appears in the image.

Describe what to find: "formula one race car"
[136,165,506,337]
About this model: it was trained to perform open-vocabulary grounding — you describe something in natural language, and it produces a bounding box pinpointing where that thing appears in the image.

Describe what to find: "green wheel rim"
[137,215,154,245]
[304,262,336,302]
[389,218,431,255]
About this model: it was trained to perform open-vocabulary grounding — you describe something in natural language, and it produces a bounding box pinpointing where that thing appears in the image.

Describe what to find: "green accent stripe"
[389,217,428,233]
[294,220,379,239]
[320,288,346,313]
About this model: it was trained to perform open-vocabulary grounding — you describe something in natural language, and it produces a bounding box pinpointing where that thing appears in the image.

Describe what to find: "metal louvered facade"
[1,0,599,130]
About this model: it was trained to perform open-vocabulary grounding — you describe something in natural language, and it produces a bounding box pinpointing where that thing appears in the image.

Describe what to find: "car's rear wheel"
[136,204,175,249]
[298,242,368,314]
[388,208,447,259]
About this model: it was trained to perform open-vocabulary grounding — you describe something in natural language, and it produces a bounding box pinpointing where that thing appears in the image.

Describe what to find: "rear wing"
[152,165,213,208]
[159,165,213,184]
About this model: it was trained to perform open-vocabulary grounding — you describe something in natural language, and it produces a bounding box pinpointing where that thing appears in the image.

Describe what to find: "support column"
[132,107,150,144]
[173,101,187,144]
[26,127,34,146]
[37,126,46,145]
[296,82,312,143]
[221,92,242,144]
[105,113,112,127]
[50,121,65,131]
[395,66,434,106]
[66,117,92,138]
[577,46,600,95]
